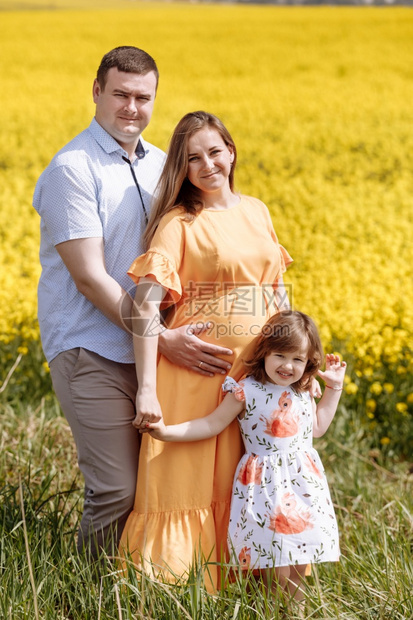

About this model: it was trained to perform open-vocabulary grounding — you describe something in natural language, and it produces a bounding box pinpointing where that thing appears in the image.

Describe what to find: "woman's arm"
[146,392,245,442]
[313,354,346,438]
[132,276,166,429]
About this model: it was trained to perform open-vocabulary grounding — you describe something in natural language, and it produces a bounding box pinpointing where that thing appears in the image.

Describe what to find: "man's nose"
[125,98,138,112]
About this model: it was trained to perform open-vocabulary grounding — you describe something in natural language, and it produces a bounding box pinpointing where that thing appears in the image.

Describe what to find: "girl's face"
[264,343,309,387]
[186,127,233,196]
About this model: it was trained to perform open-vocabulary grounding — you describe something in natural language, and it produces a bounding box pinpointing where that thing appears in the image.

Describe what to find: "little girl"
[145,310,346,606]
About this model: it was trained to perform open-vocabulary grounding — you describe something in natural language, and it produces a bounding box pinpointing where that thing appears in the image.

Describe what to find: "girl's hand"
[133,390,163,431]
[317,354,346,390]
[144,419,168,439]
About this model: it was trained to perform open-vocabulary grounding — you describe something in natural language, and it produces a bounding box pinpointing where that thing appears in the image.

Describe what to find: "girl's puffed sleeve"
[127,209,186,309]
[222,377,246,402]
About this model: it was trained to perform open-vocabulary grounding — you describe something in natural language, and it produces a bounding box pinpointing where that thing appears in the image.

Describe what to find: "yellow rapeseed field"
[1,3,412,449]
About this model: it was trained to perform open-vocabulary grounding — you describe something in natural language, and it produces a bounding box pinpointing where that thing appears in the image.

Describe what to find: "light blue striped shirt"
[33,118,165,363]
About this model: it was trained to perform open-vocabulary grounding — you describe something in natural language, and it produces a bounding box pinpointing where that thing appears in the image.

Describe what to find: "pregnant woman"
[120,111,292,590]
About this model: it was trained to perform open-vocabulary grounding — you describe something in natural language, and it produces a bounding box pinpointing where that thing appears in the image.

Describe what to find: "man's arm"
[56,237,233,375]
[158,324,233,376]
[56,237,133,331]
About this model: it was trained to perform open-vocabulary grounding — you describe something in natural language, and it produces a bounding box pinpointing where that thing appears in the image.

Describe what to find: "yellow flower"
[370,382,383,396]
[395,402,408,414]
[0,5,413,406]
[366,399,376,414]
[406,393,413,404]
[380,437,391,446]
[42,361,50,374]
[345,382,358,395]
[17,345,29,355]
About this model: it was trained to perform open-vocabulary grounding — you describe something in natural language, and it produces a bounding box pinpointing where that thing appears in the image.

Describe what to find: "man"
[33,46,232,558]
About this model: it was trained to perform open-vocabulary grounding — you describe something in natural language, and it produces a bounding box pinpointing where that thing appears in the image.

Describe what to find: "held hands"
[158,322,233,377]
[317,354,347,391]
[133,389,163,432]
[142,418,168,439]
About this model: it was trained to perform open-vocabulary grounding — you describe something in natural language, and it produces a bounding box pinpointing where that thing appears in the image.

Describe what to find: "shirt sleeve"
[127,209,186,309]
[34,164,103,246]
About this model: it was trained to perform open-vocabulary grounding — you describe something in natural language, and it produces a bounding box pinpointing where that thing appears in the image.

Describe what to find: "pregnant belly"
[165,285,279,356]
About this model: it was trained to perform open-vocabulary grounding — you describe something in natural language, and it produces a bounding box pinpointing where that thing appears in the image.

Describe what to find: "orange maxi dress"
[120,195,292,589]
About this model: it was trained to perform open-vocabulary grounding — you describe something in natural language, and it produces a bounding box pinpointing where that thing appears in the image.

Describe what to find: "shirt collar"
[88,117,147,159]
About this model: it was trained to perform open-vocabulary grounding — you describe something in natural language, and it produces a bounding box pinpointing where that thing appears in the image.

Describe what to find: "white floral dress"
[224,376,340,569]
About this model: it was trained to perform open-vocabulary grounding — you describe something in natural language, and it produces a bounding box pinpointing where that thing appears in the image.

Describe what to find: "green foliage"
[0,339,53,405]
[331,344,413,459]
[1,398,412,618]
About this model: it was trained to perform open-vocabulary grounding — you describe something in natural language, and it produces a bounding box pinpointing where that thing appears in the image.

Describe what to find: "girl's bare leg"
[261,565,307,617]
[262,565,290,596]
[286,564,307,617]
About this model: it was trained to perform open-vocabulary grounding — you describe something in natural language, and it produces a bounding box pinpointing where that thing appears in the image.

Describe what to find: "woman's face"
[186,127,234,196]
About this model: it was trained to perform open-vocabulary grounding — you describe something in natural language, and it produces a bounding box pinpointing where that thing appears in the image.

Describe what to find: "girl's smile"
[264,344,309,387]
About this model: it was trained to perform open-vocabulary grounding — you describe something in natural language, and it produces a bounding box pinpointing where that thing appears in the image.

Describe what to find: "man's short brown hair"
[96,46,159,90]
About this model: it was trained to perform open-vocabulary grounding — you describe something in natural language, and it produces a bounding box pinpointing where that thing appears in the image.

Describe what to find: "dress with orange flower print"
[223,376,340,569]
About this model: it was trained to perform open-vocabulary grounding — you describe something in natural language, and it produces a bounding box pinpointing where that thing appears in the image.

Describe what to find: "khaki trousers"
[49,347,139,557]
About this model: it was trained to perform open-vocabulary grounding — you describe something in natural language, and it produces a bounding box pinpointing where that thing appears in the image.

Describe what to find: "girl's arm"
[132,276,166,429]
[146,392,245,442]
[312,354,346,438]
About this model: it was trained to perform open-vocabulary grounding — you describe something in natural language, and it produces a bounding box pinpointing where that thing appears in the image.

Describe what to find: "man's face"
[93,67,157,154]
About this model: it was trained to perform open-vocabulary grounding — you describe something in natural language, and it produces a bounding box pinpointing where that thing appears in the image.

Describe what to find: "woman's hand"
[133,389,163,431]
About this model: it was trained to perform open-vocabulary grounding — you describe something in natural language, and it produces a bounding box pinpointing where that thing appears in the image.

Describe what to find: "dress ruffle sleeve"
[259,198,293,275]
[222,377,246,402]
[127,250,182,309]
[279,244,293,273]
[127,208,186,309]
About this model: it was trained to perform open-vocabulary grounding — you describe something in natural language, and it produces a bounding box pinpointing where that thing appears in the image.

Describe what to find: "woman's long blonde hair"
[143,111,237,250]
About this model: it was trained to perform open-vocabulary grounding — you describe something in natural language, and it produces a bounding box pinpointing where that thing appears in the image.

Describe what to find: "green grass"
[1,398,412,619]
